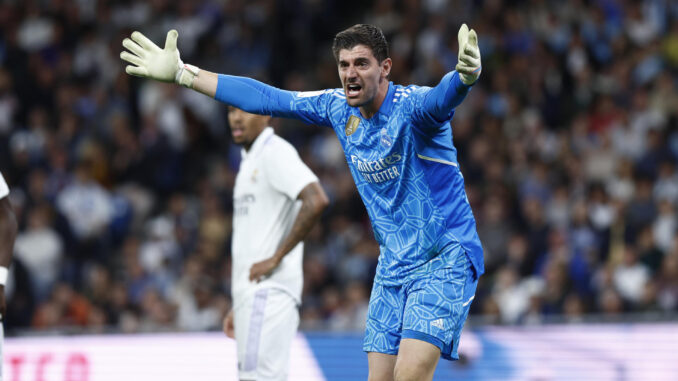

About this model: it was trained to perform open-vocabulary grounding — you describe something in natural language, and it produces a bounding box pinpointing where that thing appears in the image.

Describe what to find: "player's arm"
[414,24,481,125]
[249,182,328,282]
[0,195,18,320]
[120,30,331,125]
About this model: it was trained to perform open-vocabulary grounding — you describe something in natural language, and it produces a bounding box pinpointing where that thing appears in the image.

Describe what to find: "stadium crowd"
[1,0,678,334]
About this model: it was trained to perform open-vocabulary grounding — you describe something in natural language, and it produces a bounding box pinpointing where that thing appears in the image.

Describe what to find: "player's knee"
[393,359,435,381]
[393,364,418,381]
[393,363,428,381]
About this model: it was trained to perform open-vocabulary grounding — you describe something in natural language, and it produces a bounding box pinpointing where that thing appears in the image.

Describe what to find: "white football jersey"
[231,127,318,306]
[0,171,9,199]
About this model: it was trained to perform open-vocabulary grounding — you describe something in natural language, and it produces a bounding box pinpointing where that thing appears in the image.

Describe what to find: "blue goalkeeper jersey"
[215,72,484,285]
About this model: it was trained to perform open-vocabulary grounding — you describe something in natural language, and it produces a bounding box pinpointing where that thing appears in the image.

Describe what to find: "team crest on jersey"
[345,115,360,136]
[251,169,258,183]
[380,128,392,148]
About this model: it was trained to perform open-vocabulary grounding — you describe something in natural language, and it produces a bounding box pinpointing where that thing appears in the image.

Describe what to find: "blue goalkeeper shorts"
[363,245,478,360]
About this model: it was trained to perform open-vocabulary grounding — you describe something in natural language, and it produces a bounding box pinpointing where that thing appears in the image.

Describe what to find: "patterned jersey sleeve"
[214,75,337,126]
[410,71,472,130]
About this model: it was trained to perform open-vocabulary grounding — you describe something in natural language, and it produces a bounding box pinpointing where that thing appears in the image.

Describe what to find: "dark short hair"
[332,24,389,63]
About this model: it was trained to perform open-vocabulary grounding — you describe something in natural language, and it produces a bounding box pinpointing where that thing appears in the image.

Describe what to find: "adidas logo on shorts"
[431,318,445,330]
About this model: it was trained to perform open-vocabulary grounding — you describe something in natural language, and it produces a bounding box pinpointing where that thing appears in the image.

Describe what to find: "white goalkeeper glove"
[120,29,200,88]
[456,24,481,86]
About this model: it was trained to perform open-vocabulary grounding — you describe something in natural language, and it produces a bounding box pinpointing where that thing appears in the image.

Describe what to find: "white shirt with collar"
[231,127,318,306]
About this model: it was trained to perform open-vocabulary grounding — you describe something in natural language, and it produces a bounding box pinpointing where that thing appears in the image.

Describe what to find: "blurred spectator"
[56,161,113,241]
[0,68,18,137]
[327,281,369,331]
[492,267,543,324]
[13,203,63,301]
[32,283,91,329]
[613,246,650,306]
[175,275,222,331]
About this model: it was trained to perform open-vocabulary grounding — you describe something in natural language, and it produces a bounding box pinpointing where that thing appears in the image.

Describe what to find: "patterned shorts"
[363,247,478,360]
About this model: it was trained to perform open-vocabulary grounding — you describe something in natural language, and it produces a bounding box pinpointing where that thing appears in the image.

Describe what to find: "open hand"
[121,30,181,82]
[456,24,481,85]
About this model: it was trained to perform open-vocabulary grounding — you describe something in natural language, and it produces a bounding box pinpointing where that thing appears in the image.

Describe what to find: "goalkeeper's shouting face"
[227,106,270,151]
[333,25,392,111]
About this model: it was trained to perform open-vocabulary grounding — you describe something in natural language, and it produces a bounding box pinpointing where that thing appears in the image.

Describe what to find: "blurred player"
[221,106,328,381]
[121,23,483,381]
[0,171,18,381]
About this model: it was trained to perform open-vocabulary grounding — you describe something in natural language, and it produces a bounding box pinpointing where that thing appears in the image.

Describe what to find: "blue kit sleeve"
[412,71,471,128]
[214,75,332,126]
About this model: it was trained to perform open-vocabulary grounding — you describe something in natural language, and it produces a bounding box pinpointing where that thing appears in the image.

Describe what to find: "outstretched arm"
[415,24,481,125]
[417,71,471,124]
[180,70,300,118]
[190,69,218,97]
[120,30,330,124]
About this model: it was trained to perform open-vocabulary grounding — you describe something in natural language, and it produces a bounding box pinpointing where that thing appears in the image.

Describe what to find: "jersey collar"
[241,127,274,160]
[375,81,396,118]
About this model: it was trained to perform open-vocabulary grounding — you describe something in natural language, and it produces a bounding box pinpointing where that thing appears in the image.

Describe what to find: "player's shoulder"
[302,88,353,122]
[395,83,428,97]
[391,84,427,110]
[260,133,313,179]
[401,83,430,95]
[261,133,300,160]
[265,132,294,150]
[294,88,348,117]
[294,88,345,101]
[396,84,435,114]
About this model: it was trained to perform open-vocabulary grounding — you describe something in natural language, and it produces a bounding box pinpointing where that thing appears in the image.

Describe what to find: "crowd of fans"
[1,0,678,334]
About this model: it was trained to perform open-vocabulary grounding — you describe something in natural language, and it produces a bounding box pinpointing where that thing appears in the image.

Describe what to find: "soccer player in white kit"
[0,171,18,381]
[221,106,329,381]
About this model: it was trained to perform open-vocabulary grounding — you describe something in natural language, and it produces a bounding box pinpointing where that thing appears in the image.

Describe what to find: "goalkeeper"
[122,23,483,381]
